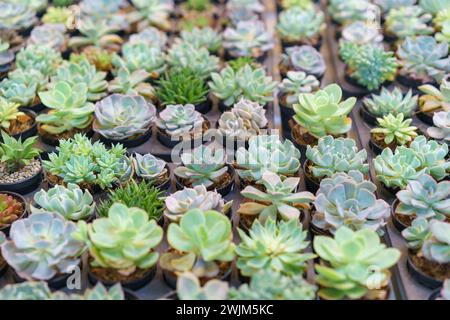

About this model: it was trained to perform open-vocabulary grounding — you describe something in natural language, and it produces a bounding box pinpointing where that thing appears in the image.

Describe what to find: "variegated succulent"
[419,80,450,113]
[156,104,204,137]
[281,45,326,79]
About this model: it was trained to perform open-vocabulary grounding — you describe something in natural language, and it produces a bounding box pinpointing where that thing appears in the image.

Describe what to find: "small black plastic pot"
[156,119,209,149]
[135,164,172,192]
[88,265,157,291]
[406,254,444,289]
[39,126,94,147]
[22,101,46,113]
[303,161,320,194]
[397,74,436,91]
[279,101,295,138]
[391,199,409,232]
[0,158,43,195]
[12,269,74,290]
[162,265,232,290]
[290,131,308,164]
[369,136,385,156]
[416,110,435,126]
[98,127,153,148]
[0,260,8,278]
[342,73,383,98]
[359,103,379,127]
[195,98,212,114]
[428,288,442,300]
[0,191,28,237]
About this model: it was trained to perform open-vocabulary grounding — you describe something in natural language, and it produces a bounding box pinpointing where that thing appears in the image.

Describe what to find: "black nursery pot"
[303,161,320,194]
[368,136,385,156]
[359,104,379,127]
[390,199,409,232]
[428,288,442,300]
[87,265,157,291]
[22,102,46,113]
[279,101,295,138]
[162,265,232,290]
[290,131,308,164]
[0,158,43,195]
[0,261,8,278]
[342,73,383,98]
[39,127,94,147]
[0,191,28,237]
[195,98,212,114]
[397,74,436,91]
[12,269,73,290]
[406,254,444,289]
[156,119,210,149]
[98,127,153,148]
[416,110,435,126]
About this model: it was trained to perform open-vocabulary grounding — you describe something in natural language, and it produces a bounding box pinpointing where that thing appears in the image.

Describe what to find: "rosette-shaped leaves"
[385,5,433,39]
[341,21,383,45]
[180,27,222,53]
[118,42,166,77]
[156,104,204,137]
[108,67,155,101]
[363,87,418,118]
[419,80,450,113]
[402,217,431,250]
[129,0,174,31]
[279,71,320,107]
[409,136,450,181]
[133,153,167,181]
[281,45,326,78]
[0,2,37,30]
[328,0,377,25]
[177,272,229,300]
[28,24,66,52]
[277,7,325,43]
[129,27,168,49]
[371,113,418,146]
[15,44,62,77]
[0,97,24,130]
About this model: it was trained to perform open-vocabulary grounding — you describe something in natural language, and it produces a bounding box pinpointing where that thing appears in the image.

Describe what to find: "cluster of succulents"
[328,0,378,25]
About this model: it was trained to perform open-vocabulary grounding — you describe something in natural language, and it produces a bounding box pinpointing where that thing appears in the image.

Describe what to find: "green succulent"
[156,104,204,136]
[422,220,450,264]
[115,42,166,77]
[184,0,211,11]
[238,171,314,222]
[177,272,229,300]
[313,171,390,235]
[339,41,398,91]
[293,84,356,138]
[7,67,48,92]
[129,0,173,31]
[209,65,277,107]
[371,113,418,146]
[37,81,95,135]
[179,27,222,53]
[235,135,301,181]
[419,79,450,113]
[436,19,450,44]
[160,209,235,278]
[1,212,85,281]
[385,5,433,39]
[0,97,24,130]
[419,0,450,15]
[236,218,315,276]
[397,36,450,84]
[0,2,37,30]
[409,135,450,180]
[277,7,325,44]
[108,67,155,101]
[15,44,62,77]
[328,0,377,25]
[73,203,163,275]
[133,153,167,182]
[41,7,75,27]
[0,77,38,107]
[306,136,369,179]
[279,71,320,107]
[341,21,383,45]
[68,18,122,49]
[402,217,431,250]
[7,0,47,12]
[29,24,66,52]
[428,111,450,143]
[363,87,418,118]
[281,45,326,79]
[0,132,40,173]
[78,0,128,30]
[374,0,416,12]
[314,226,401,300]
[129,27,168,49]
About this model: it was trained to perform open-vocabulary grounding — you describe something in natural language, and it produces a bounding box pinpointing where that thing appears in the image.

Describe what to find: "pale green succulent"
[73,203,163,275]
[306,136,369,179]
[396,174,450,221]
[68,18,122,49]
[156,104,204,137]
[0,97,24,130]
[179,27,222,53]
[314,226,401,300]
[79,0,128,30]
[419,0,450,15]
[115,42,166,77]
[37,81,95,135]
[419,80,450,113]
[422,220,450,264]
[371,113,418,146]
[209,65,277,107]
[93,94,156,140]
[0,77,38,107]
[279,71,320,107]
[279,0,313,10]
[293,84,356,138]
[108,67,155,101]
[227,6,259,25]
[160,209,235,278]
[236,218,315,276]
[428,111,450,143]
[436,20,450,44]
[1,212,85,281]
[277,7,325,43]
[385,6,433,39]
[15,44,62,77]
[129,0,174,31]
[177,272,229,300]
[238,171,315,222]
[0,132,40,173]
[409,135,450,180]
[313,171,390,235]
[341,21,383,45]
[0,2,37,30]
[281,45,326,79]
[175,146,228,188]
[235,135,301,181]
[397,36,450,84]
[31,183,95,221]
[363,87,418,118]
[28,24,66,52]
[129,27,168,49]
[328,0,378,25]
[402,217,431,250]
[132,153,167,181]
[374,0,416,12]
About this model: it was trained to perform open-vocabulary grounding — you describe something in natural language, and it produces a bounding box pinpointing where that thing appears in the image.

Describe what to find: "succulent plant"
[226,0,264,13]
[0,193,22,228]
[68,18,123,50]
[133,153,167,182]
[293,84,356,138]
[79,0,128,30]
[422,220,450,264]
[175,146,228,188]
[93,94,156,141]
[409,135,450,180]
[374,0,416,12]
[8,0,48,12]
[281,45,326,79]
[41,6,75,27]
[179,27,222,53]
[363,87,418,118]
[15,44,62,77]
[227,6,259,25]
[328,0,378,25]
[339,41,398,91]
[436,19,450,44]
[0,77,39,108]
[0,40,14,69]
[341,21,383,45]
[72,47,113,73]
[129,27,168,49]
[0,97,24,130]
[313,171,390,235]
[218,98,268,139]
[165,185,232,222]
[0,132,40,173]
[402,217,431,250]
[115,42,166,77]
[385,6,433,39]
[31,183,95,221]
[236,135,301,181]
[397,36,450,84]
[129,0,174,31]
[229,269,317,300]
[277,7,325,44]
[238,171,315,222]
[177,272,229,300]
[419,80,450,113]
[428,111,450,143]
[279,71,320,107]
[371,113,418,146]
[314,226,401,300]
[236,218,315,276]
[419,0,450,15]
[73,203,163,275]
[223,20,273,59]
[28,24,66,52]
[396,174,450,221]
[0,2,37,30]
[306,136,369,179]
[156,104,204,137]
[108,67,155,101]
[160,209,235,278]
[1,212,85,281]
[209,65,277,107]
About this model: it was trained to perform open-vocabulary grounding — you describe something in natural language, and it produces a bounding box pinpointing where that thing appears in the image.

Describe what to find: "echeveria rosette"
[179,27,222,53]
[327,0,377,25]
[278,71,320,107]
[371,113,418,146]
[132,153,167,181]
[363,87,418,118]
[0,2,37,30]
[129,27,168,49]
[385,5,433,39]
[29,24,67,52]
[428,111,450,143]
[402,217,431,250]
[282,45,326,79]
[156,104,204,137]
[176,272,229,300]
[276,7,325,44]
[419,80,450,113]
[374,0,416,12]
[422,220,450,264]
[15,44,62,77]
[409,136,450,181]
[118,42,166,77]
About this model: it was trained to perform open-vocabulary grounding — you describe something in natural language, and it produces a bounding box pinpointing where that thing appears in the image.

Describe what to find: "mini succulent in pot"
[236,218,315,276]
[179,27,222,54]
[68,18,123,51]
[0,193,23,229]
[42,6,75,28]
[328,0,377,25]
[108,67,156,102]
[280,45,326,79]
[28,24,67,52]
[15,45,62,77]
[341,21,383,45]
[306,136,369,180]
[0,2,37,31]
[177,272,229,300]
[129,0,174,31]
[312,171,390,235]
[363,87,418,118]
[385,5,433,39]
[0,212,85,281]
[133,153,168,184]
[129,27,168,50]
[31,183,95,221]
[156,104,204,138]
[0,40,14,73]
[278,71,320,108]
[93,94,156,141]
[419,80,450,113]
[428,111,450,143]
[371,114,418,148]
[0,97,25,134]
[402,217,430,250]
[71,47,114,73]
[0,74,42,108]
[314,226,401,300]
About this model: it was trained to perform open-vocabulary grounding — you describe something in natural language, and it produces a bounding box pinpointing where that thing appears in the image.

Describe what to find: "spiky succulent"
[0,2,37,30]
[28,24,66,52]
[428,111,450,143]
[175,146,228,188]
[0,40,14,69]
[396,174,450,221]
[306,136,369,179]
[0,132,40,173]
[277,7,325,44]
[218,98,268,139]
[179,27,222,53]
[293,84,356,138]
[31,183,95,221]
[419,80,450,113]
[422,220,450,264]
[238,171,315,222]
[313,171,390,235]
[1,212,85,281]
[363,87,418,118]
[235,135,301,181]
[385,6,433,39]
[0,193,22,228]
[328,0,378,25]
[314,226,401,300]
[177,272,229,300]
[236,218,315,276]
[132,153,167,182]
[397,36,450,84]
[93,94,156,141]
[402,217,430,250]
[281,45,326,79]
[156,104,204,138]
[339,41,398,91]
[223,20,273,59]
[374,0,416,12]
[129,27,168,49]
[279,71,320,107]
[160,209,235,278]
[15,44,62,77]
[68,18,122,50]
[73,203,163,275]
[371,114,418,146]
[419,0,450,15]
[115,42,166,77]
[108,67,155,101]
[0,97,24,130]
[129,0,174,31]
[209,65,277,107]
